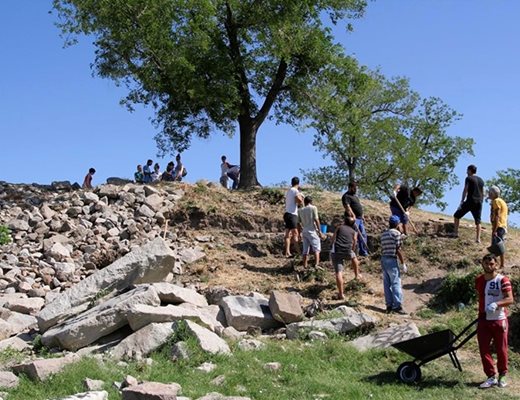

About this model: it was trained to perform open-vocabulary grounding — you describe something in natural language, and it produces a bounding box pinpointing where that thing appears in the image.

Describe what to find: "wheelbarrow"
[392,318,479,383]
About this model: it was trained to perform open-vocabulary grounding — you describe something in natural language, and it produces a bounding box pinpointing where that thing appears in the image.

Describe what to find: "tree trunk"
[238,117,260,189]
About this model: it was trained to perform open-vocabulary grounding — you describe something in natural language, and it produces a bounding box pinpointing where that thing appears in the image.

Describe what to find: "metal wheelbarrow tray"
[391,318,478,383]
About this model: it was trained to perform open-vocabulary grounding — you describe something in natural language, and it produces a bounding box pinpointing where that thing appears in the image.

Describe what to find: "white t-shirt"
[484,274,508,320]
[220,162,229,177]
[285,187,300,215]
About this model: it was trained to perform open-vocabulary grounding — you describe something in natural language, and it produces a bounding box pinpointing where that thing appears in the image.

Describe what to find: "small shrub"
[257,188,284,205]
[433,268,480,309]
[0,225,11,245]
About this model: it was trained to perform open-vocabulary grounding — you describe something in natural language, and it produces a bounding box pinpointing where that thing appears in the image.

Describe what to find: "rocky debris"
[4,297,45,315]
[171,341,191,361]
[236,339,265,351]
[0,334,32,352]
[55,392,108,400]
[178,247,205,264]
[307,331,328,341]
[196,393,251,400]
[182,320,231,355]
[42,285,161,351]
[268,291,303,324]
[127,304,202,331]
[220,296,281,331]
[0,310,37,339]
[12,355,78,381]
[221,327,244,341]
[286,308,377,340]
[121,381,182,400]
[110,322,175,360]
[263,362,281,371]
[152,283,208,308]
[351,322,421,351]
[83,378,105,391]
[0,371,19,389]
[37,238,175,332]
[196,362,217,373]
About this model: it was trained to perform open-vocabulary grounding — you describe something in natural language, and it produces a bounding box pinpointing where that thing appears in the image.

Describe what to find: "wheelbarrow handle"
[452,318,479,350]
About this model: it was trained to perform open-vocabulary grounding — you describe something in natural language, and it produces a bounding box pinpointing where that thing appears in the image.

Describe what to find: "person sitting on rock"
[134,164,144,183]
[162,161,175,182]
[151,163,161,182]
[82,168,96,189]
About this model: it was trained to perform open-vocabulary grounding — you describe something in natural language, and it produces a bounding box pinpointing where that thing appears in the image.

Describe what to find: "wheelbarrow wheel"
[397,362,422,383]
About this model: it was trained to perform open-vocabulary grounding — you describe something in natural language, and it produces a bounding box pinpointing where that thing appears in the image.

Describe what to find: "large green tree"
[301,59,474,208]
[488,169,520,213]
[53,0,366,188]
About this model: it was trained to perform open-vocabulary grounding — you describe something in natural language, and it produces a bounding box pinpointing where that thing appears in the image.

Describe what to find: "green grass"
[5,335,519,400]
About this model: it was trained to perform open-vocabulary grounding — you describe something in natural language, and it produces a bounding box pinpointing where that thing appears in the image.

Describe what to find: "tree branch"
[253,59,288,129]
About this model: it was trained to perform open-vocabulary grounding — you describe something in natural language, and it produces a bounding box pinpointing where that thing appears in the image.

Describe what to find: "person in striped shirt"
[380,215,408,315]
[476,254,514,389]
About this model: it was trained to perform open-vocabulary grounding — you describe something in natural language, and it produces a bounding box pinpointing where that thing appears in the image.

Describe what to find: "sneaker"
[392,307,407,315]
[479,376,497,389]
[498,375,507,388]
[385,306,392,314]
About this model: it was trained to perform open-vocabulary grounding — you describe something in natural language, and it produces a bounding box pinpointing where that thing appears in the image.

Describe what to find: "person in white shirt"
[298,196,324,269]
[220,155,229,188]
[283,177,303,257]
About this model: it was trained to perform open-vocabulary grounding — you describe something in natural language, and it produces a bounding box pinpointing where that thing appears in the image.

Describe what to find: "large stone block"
[152,283,208,307]
[127,304,201,331]
[122,382,181,400]
[41,286,160,351]
[182,320,230,355]
[110,322,176,360]
[286,309,377,340]
[12,355,78,381]
[351,322,420,351]
[56,391,108,400]
[220,296,281,331]
[37,238,175,331]
[268,291,303,324]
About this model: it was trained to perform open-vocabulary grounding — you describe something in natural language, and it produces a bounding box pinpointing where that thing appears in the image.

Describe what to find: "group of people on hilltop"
[134,154,187,184]
[282,165,513,389]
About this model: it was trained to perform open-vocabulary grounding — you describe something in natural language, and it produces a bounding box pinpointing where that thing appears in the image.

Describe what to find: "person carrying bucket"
[488,185,508,268]
[298,196,325,270]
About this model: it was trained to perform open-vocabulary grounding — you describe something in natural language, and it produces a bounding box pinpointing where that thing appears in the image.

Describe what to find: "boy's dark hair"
[304,196,312,206]
[348,181,358,189]
[221,155,227,162]
[483,254,497,263]
[345,217,356,226]
[291,177,300,186]
[147,159,153,165]
[89,168,96,174]
[468,164,477,174]
[412,187,423,195]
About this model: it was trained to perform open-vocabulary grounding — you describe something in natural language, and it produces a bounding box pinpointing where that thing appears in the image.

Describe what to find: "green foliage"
[488,168,520,213]
[433,268,480,309]
[52,0,367,187]
[257,187,285,205]
[0,225,11,245]
[301,60,474,209]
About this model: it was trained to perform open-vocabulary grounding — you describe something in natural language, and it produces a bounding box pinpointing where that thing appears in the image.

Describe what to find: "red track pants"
[477,318,509,377]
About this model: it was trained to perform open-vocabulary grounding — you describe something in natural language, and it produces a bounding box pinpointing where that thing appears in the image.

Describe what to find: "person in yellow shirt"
[489,185,508,268]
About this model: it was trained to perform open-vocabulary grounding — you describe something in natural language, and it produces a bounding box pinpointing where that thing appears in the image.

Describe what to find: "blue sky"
[1,1,519,222]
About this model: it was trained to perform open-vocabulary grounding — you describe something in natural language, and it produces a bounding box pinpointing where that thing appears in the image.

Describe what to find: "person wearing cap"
[342,181,369,256]
[380,215,408,314]
[389,184,422,235]
[330,216,360,300]
[298,196,324,270]
[488,186,508,268]
[453,164,485,242]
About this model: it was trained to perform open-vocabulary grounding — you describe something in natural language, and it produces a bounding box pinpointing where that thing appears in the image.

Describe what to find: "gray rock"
[196,393,251,400]
[0,371,19,389]
[12,355,78,381]
[196,362,216,373]
[268,291,303,324]
[178,247,205,264]
[37,238,175,332]
[221,296,281,331]
[307,331,328,341]
[83,378,105,391]
[171,341,191,361]
[137,204,155,219]
[110,322,175,360]
[48,242,71,259]
[127,304,202,331]
[286,310,377,340]
[236,339,265,351]
[7,219,30,232]
[350,322,420,351]
[0,335,32,352]
[41,285,161,351]
[263,362,281,371]
[121,382,181,400]
[182,320,230,355]
[1,310,38,335]
[55,391,108,400]
[5,297,45,315]
[152,283,208,307]
[40,204,56,220]
[144,194,164,212]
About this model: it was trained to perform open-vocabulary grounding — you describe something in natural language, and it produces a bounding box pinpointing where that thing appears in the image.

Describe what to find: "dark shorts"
[330,252,356,273]
[390,205,409,224]
[454,201,482,224]
[283,212,298,230]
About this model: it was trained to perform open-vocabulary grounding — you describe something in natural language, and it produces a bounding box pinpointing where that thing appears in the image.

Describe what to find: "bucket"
[320,224,328,234]
[487,237,505,256]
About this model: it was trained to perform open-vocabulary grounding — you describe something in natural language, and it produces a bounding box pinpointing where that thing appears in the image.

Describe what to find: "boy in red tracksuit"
[476,254,514,389]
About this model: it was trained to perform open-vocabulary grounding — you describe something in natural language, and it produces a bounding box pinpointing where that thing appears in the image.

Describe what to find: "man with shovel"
[342,181,369,256]
[390,184,423,235]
